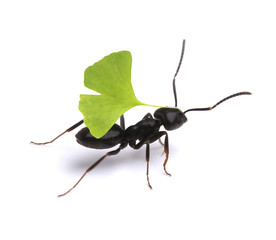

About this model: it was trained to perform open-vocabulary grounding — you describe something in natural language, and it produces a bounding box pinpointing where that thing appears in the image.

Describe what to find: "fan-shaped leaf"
[79,51,148,138]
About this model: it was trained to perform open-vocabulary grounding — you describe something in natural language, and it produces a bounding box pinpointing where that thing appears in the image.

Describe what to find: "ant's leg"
[120,115,125,130]
[129,139,152,189]
[129,139,146,150]
[159,138,164,146]
[161,132,170,176]
[129,139,153,188]
[149,131,171,176]
[146,140,152,189]
[58,143,127,197]
[30,120,84,145]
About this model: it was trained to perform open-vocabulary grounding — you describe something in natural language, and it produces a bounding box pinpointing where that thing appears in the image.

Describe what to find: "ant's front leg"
[158,138,164,146]
[149,131,171,176]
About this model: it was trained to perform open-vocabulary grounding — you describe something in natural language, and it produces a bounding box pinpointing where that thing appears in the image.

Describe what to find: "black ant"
[31,40,251,197]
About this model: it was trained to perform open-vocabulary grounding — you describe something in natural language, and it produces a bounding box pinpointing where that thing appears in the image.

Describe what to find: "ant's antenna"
[183,92,252,115]
[173,39,186,107]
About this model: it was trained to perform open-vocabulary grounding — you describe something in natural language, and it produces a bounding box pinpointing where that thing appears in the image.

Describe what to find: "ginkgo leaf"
[79,51,152,139]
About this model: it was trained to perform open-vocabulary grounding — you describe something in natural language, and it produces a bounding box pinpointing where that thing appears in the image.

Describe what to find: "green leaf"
[79,51,148,138]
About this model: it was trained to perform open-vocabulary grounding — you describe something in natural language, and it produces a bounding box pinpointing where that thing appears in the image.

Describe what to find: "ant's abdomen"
[75,124,124,149]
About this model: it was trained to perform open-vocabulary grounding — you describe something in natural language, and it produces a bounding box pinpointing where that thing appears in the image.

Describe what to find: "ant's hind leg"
[30,120,84,145]
[58,143,127,197]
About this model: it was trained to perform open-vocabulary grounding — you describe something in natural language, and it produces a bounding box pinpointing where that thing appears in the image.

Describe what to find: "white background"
[1,1,275,239]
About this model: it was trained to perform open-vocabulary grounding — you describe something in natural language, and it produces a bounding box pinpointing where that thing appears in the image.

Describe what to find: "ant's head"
[154,108,187,130]
[155,40,251,131]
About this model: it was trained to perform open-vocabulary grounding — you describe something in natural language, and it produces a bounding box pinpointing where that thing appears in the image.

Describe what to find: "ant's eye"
[154,108,187,130]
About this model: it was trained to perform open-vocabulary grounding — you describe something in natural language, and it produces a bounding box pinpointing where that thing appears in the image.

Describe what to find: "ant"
[31,40,251,197]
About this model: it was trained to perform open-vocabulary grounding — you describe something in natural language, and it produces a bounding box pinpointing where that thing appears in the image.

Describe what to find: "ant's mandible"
[31,40,251,197]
